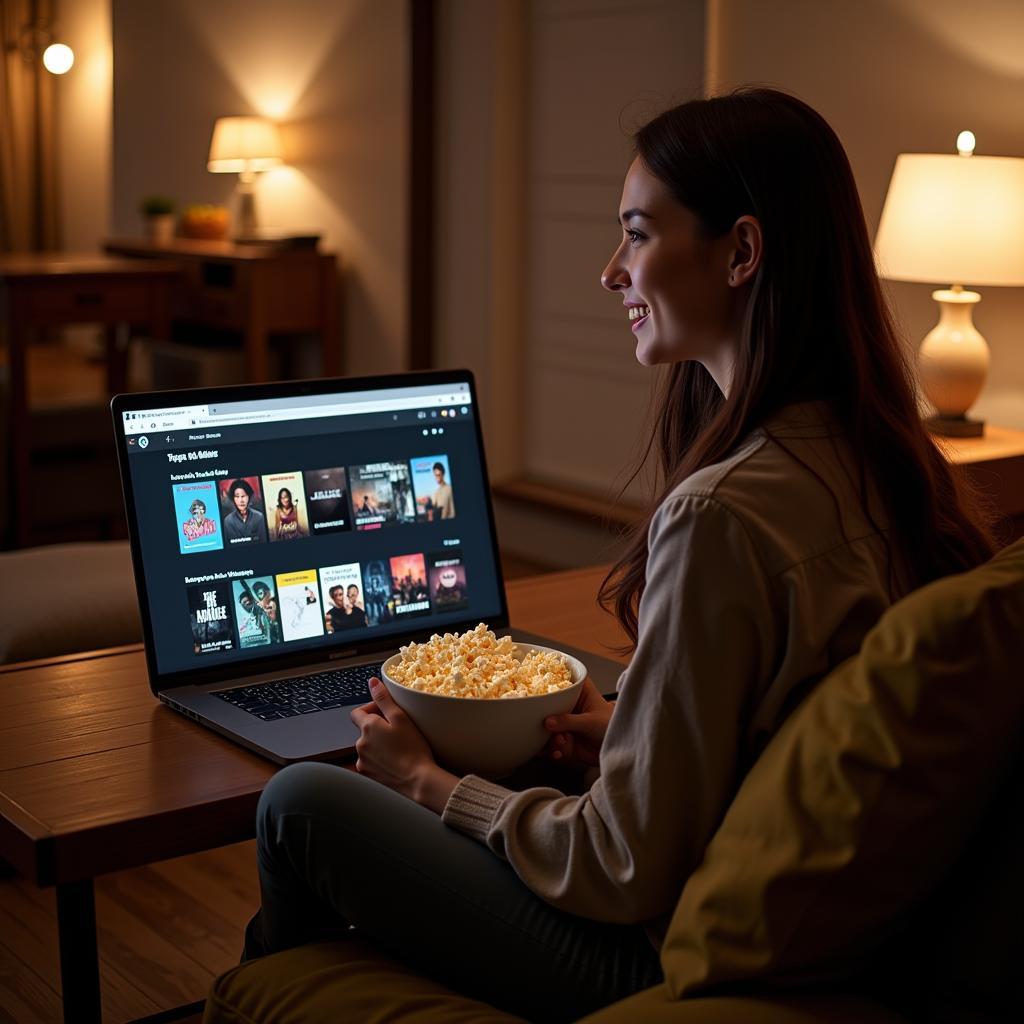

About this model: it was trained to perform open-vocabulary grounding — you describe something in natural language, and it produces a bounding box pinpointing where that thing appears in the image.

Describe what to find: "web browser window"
[120,380,503,676]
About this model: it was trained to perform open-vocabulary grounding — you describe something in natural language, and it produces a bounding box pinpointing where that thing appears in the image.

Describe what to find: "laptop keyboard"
[212,664,383,722]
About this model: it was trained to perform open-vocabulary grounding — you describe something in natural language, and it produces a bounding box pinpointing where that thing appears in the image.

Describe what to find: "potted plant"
[140,196,176,244]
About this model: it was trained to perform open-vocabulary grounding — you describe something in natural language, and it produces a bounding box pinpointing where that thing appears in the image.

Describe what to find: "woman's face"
[601,158,739,386]
[279,489,292,509]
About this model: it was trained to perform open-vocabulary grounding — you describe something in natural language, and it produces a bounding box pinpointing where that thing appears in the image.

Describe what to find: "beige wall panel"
[523,0,705,494]
[534,177,623,220]
[528,4,702,177]
[435,0,525,482]
[59,0,112,252]
[111,0,408,378]
[710,0,1024,429]
[533,218,625,324]
[532,321,652,381]
[524,364,656,498]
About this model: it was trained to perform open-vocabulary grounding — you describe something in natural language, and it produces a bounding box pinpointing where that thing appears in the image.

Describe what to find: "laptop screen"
[113,372,507,686]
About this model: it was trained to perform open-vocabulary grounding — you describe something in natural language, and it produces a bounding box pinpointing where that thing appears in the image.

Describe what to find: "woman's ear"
[727,215,762,287]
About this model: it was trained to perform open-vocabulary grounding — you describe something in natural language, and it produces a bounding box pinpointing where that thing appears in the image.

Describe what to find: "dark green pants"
[246,761,662,1023]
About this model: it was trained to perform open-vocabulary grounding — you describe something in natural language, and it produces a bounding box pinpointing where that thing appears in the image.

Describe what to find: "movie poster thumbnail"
[361,559,394,626]
[218,476,268,545]
[389,552,431,619]
[262,470,310,542]
[427,549,469,612]
[172,479,223,555]
[304,467,351,535]
[349,461,416,531]
[411,454,456,522]
[187,580,235,656]
[275,569,325,642]
[232,577,284,648]
[320,562,367,633]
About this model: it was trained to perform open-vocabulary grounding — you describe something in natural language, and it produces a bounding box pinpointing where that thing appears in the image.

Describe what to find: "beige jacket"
[442,404,908,943]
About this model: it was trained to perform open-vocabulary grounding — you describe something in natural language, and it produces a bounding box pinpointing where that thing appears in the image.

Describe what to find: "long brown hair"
[600,88,999,650]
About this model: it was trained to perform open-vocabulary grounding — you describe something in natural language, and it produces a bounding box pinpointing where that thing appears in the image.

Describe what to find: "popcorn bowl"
[380,641,586,779]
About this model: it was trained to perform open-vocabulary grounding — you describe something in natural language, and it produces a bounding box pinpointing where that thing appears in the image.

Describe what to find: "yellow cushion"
[578,983,906,1024]
[204,937,526,1023]
[661,539,1024,1009]
[205,943,905,1024]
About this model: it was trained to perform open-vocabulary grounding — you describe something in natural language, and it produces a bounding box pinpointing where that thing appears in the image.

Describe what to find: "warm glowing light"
[956,130,976,156]
[208,116,284,173]
[42,43,74,75]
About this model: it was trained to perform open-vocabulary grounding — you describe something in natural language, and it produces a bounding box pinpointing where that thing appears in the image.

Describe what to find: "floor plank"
[0,876,156,1022]
[0,841,257,1023]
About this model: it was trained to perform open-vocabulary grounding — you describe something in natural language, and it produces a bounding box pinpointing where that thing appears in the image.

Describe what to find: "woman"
[242,89,996,1021]
[272,487,306,541]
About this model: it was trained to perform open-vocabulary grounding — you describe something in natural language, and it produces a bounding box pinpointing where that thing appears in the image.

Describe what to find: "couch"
[204,539,1024,1023]
[0,539,144,884]
[0,540,142,664]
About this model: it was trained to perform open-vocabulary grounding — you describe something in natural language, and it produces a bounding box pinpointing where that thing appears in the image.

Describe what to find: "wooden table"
[941,425,1024,539]
[0,253,179,548]
[0,567,622,1023]
[103,239,340,383]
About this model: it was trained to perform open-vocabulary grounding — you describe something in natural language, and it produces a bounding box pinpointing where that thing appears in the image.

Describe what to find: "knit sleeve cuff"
[441,774,512,842]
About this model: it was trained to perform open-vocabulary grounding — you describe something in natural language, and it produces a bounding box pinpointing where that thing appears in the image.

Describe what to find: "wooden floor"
[0,841,257,1022]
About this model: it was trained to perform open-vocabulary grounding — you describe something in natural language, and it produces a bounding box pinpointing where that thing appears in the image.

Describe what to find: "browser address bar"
[200,395,466,426]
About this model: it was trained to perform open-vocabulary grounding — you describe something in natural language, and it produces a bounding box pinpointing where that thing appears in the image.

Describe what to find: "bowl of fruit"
[180,204,230,240]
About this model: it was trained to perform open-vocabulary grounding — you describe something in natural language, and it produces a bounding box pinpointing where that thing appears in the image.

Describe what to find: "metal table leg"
[56,878,102,1023]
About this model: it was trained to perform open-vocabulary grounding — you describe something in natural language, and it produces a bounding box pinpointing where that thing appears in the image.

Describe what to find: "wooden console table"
[941,425,1024,540]
[103,239,340,382]
[0,253,178,548]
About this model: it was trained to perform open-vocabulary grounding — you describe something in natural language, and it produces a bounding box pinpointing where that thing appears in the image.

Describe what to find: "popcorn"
[388,623,573,698]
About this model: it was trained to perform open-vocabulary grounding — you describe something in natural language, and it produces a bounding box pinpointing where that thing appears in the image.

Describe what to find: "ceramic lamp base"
[918,288,989,423]
[925,414,985,438]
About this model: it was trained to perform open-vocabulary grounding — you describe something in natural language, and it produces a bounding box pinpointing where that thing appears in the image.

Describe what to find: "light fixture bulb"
[956,130,976,156]
[42,42,74,74]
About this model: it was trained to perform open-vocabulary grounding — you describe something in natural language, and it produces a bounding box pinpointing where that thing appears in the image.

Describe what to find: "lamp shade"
[874,152,1024,287]
[207,116,284,173]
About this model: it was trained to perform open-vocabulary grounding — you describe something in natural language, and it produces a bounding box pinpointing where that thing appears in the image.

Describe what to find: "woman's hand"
[350,678,459,813]
[543,677,612,769]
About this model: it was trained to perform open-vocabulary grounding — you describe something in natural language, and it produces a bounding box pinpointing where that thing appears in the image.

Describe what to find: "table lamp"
[874,132,1024,436]
[207,116,284,239]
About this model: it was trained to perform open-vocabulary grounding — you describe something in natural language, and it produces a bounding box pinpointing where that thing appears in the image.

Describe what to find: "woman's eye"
[626,229,645,247]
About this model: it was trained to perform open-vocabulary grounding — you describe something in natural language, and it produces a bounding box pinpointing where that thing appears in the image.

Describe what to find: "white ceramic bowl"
[380,641,586,778]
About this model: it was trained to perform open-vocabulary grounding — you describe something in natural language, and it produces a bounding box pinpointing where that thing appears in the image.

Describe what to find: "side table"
[942,424,1024,541]
[103,239,340,382]
[0,253,179,548]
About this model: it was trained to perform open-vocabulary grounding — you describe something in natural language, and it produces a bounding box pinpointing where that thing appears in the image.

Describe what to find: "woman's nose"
[600,251,629,292]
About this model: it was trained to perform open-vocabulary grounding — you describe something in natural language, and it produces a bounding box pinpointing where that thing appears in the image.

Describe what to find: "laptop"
[111,369,625,765]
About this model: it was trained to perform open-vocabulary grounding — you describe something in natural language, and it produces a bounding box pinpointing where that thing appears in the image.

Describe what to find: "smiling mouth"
[629,305,650,331]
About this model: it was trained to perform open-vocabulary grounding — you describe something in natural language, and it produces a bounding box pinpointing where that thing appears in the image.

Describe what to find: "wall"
[709,0,1024,429]
[110,0,409,377]
[58,0,111,251]
[521,0,704,499]
[434,0,526,484]
[437,0,704,494]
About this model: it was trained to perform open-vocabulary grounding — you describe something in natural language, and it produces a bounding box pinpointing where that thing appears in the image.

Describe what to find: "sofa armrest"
[0,541,141,664]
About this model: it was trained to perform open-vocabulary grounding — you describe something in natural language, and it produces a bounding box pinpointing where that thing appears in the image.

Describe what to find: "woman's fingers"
[544,711,603,737]
[349,701,381,728]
